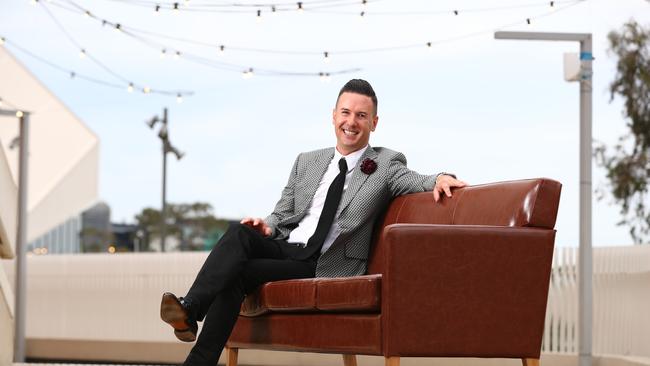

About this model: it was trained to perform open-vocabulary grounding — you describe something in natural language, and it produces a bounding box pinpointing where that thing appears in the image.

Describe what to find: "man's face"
[332,92,379,155]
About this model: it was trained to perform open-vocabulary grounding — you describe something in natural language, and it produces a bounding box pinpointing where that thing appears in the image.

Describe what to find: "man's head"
[333,79,379,155]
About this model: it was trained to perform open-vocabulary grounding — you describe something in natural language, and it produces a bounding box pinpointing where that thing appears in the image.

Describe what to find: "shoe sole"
[160,293,197,342]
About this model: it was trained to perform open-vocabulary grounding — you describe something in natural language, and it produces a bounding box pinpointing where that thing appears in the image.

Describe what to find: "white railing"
[3,246,650,357]
[542,246,650,357]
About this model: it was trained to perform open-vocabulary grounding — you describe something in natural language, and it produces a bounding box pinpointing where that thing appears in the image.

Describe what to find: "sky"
[1,0,649,248]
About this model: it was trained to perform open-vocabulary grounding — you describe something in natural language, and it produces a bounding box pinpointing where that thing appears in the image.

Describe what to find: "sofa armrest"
[381,224,555,358]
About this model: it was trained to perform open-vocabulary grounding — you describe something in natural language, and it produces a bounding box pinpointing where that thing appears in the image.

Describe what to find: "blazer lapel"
[337,146,378,216]
[295,148,334,215]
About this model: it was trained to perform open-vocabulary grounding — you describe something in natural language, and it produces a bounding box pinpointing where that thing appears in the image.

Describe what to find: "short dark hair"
[336,79,378,115]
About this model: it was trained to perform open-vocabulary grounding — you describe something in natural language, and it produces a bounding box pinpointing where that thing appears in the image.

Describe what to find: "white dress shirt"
[287,145,369,254]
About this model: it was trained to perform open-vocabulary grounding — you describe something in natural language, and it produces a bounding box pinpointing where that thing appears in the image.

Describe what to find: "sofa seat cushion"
[240,274,381,317]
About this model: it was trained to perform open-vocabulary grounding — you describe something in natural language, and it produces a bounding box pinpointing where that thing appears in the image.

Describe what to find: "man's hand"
[240,217,273,237]
[433,175,468,202]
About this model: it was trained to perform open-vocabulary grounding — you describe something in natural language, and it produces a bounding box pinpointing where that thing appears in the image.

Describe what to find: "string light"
[16,111,24,118]
[359,11,365,19]
[84,10,91,17]
[114,23,122,32]
[176,93,183,103]
[319,72,331,82]
[242,68,254,79]
[160,48,167,58]
[143,86,151,93]
[297,2,303,12]
[271,5,276,15]
[256,9,262,23]
[323,51,330,63]
[0,98,3,107]
[154,4,160,14]
[56,0,581,15]
[174,50,181,59]
[27,0,585,83]
[0,37,5,46]
[30,0,38,5]
[3,37,193,99]
[52,0,586,60]
[79,48,86,58]
[426,41,433,52]
[550,1,555,6]
[218,45,225,55]
[173,2,179,12]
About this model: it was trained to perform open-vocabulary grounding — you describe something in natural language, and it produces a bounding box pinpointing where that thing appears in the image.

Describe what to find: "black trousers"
[183,223,316,366]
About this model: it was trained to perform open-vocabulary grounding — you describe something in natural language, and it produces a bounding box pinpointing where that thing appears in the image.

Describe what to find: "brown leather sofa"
[226,178,561,366]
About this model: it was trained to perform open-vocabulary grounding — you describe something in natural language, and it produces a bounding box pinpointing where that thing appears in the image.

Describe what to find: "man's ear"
[332,108,336,125]
[371,115,379,132]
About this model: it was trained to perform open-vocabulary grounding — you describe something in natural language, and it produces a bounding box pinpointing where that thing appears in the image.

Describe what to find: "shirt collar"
[334,145,369,173]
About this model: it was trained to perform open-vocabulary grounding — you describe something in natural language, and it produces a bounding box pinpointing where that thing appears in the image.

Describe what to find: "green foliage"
[79,227,116,253]
[595,20,650,244]
[135,202,231,251]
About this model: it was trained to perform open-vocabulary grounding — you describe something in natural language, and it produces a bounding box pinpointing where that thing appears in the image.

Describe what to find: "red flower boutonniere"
[360,158,377,175]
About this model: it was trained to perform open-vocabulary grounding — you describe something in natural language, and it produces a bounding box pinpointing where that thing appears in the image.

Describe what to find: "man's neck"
[335,145,369,157]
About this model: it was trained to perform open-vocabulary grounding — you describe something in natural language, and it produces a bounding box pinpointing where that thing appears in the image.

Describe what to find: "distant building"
[0,46,99,258]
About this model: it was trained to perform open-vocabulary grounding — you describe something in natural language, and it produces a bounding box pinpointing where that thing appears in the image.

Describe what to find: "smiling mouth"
[342,128,359,136]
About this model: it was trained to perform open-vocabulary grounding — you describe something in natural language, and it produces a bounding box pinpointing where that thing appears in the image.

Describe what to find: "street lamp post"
[494,31,593,366]
[147,108,184,252]
[1,108,30,363]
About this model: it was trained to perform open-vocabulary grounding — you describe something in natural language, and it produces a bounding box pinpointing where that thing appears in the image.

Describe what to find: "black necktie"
[298,157,348,260]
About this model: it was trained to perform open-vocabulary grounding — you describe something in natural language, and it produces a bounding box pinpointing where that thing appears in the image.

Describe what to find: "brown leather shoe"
[160,292,197,342]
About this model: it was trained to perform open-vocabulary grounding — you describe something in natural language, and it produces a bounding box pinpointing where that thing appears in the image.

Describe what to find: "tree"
[595,20,650,244]
[134,202,231,251]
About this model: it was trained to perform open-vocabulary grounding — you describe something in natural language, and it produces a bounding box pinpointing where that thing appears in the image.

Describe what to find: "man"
[160,79,466,365]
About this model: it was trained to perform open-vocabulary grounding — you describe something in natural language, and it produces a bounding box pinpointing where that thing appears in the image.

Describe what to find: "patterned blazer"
[265,146,438,277]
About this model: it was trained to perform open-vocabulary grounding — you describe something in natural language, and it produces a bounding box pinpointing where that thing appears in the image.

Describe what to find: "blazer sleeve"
[386,152,438,197]
[264,153,300,238]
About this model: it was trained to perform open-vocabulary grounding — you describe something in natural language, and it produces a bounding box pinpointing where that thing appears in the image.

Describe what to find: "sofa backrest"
[367,178,562,275]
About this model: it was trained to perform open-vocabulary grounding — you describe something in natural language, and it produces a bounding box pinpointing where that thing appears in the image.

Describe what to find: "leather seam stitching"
[450,188,466,225]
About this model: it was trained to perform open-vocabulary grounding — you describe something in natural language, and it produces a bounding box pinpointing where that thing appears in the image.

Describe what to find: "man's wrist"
[435,172,457,185]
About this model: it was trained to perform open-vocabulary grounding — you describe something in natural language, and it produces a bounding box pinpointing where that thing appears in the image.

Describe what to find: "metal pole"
[579,36,593,366]
[160,108,168,252]
[494,31,593,366]
[13,113,29,363]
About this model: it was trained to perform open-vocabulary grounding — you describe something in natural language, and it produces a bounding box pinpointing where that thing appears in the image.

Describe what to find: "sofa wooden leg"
[522,358,539,366]
[343,354,357,366]
[385,356,400,366]
[226,347,239,366]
